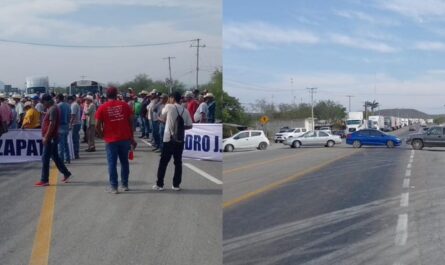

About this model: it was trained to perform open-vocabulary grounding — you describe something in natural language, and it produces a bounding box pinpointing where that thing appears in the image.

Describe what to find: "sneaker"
[108,187,119,194]
[85,147,96,152]
[172,186,181,191]
[62,175,72,183]
[152,184,164,191]
[35,181,49,187]
[120,186,130,192]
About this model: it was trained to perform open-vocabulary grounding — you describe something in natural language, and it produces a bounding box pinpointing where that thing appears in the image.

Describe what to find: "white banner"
[0,129,43,163]
[0,129,75,163]
[183,124,223,162]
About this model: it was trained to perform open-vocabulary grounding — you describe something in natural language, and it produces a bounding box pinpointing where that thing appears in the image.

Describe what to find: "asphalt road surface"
[0,137,222,265]
[223,127,445,265]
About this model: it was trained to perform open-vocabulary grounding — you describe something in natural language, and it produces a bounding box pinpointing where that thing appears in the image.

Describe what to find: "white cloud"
[335,10,399,26]
[415,41,445,51]
[224,21,319,50]
[378,0,445,21]
[0,0,221,87]
[330,33,398,53]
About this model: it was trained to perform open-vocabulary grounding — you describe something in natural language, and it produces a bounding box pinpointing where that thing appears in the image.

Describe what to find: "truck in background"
[26,76,49,96]
[368,115,385,130]
[345,112,366,133]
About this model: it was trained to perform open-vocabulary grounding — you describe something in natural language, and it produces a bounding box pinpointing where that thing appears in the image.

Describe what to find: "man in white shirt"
[194,95,208,123]
[153,91,193,191]
[68,95,81,159]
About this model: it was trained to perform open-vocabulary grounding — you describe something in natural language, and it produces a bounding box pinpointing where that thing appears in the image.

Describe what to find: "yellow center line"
[223,150,359,209]
[223,148,318,175]
[29,165,58,265]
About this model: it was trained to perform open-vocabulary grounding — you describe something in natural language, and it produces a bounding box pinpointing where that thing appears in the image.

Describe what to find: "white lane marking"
[395,214,408,246]
[184,163,223,185]
[407,163,411,169]
[409,158,413,163]
[400,193,409,207]
[141,139,153,146]
[403,179,410,189]
[405,169,411,177]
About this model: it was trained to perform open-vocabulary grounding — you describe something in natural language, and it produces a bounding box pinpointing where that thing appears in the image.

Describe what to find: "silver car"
[284,130,342,148]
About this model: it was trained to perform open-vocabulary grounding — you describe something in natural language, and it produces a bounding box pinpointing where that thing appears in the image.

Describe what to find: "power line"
[0,38,194,48]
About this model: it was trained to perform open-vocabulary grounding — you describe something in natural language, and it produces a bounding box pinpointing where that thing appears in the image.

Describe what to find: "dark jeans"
[72,124,81,158]
[152,120,160,147]
[41,138,71,183]
[156,141,184,187]
[141,117,150,137]
[159,123,165,151]
[105,140,131,188]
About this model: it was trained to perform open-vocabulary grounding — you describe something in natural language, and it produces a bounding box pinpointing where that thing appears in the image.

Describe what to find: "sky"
[0,0,221,90]
[224,0,445,114]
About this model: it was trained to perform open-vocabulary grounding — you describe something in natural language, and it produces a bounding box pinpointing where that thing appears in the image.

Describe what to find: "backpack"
[171,106,185,143]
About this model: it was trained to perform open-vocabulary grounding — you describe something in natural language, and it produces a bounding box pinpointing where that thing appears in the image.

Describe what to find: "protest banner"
[183,123,222,162]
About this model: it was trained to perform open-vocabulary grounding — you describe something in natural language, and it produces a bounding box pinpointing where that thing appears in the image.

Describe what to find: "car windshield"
[346,120,361,125]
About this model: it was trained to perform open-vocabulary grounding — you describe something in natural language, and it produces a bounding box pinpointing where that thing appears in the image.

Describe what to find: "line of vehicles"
[223,110,438,152]
[7,76,106,97]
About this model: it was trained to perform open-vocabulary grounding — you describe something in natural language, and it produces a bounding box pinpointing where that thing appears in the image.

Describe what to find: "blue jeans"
[105,140,131,188]
[159,123,165,151]
[58,126,70,162]
[41,138,71,182]
[152,120,160,147]
[142,117,150,137]
[72,124,81,158]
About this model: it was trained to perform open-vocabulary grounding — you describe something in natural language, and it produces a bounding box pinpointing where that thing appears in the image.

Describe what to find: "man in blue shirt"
[56,94,71,163]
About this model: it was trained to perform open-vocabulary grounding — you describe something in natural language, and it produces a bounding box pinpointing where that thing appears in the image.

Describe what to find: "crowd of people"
[0,86,213,194]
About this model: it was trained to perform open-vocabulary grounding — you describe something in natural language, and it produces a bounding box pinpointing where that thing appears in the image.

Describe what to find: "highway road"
[0,138,222,265]
[223,126,445,265]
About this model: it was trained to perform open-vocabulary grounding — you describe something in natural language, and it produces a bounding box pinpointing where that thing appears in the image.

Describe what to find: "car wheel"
[224,144,234,152]
[292,141,301,148]
[352,140,361,148]
[386,140,395,148]
[258,142,268,150]
[274,140,278,143]
[327,140,335,147]
[412,139,424,150]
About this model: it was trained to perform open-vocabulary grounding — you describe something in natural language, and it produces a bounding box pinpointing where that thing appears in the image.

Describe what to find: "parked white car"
[273,127,308,143]
[223,130,270,152]
[284,130,342,148]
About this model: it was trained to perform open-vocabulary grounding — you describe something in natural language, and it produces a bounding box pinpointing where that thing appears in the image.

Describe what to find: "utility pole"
[190,38,206,90]
[307,87,317,131]
[290,78,295,105]
[163,56,176,93]
[346,95,354,112]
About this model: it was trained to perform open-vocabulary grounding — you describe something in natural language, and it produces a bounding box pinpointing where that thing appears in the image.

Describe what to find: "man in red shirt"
[184,91,199,123]
[35,94,72,186]
[95,87,135,194]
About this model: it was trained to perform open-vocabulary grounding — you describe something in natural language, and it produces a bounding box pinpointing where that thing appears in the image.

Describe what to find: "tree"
[369,100,379,114]
[314,100,347,121]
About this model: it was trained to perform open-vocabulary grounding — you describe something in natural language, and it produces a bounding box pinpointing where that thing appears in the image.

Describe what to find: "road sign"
[260,115,269,125]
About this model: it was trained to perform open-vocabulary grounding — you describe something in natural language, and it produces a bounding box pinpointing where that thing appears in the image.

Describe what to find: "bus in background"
[26,76,49,96]
[68,80,105,96]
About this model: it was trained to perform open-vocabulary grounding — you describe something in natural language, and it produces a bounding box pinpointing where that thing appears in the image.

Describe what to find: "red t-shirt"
[95,100,133,143]
[187,100,199,123]
[42,105,60,140]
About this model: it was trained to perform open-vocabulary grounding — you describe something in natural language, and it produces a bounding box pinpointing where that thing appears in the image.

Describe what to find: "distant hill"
[375,109,433,119]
